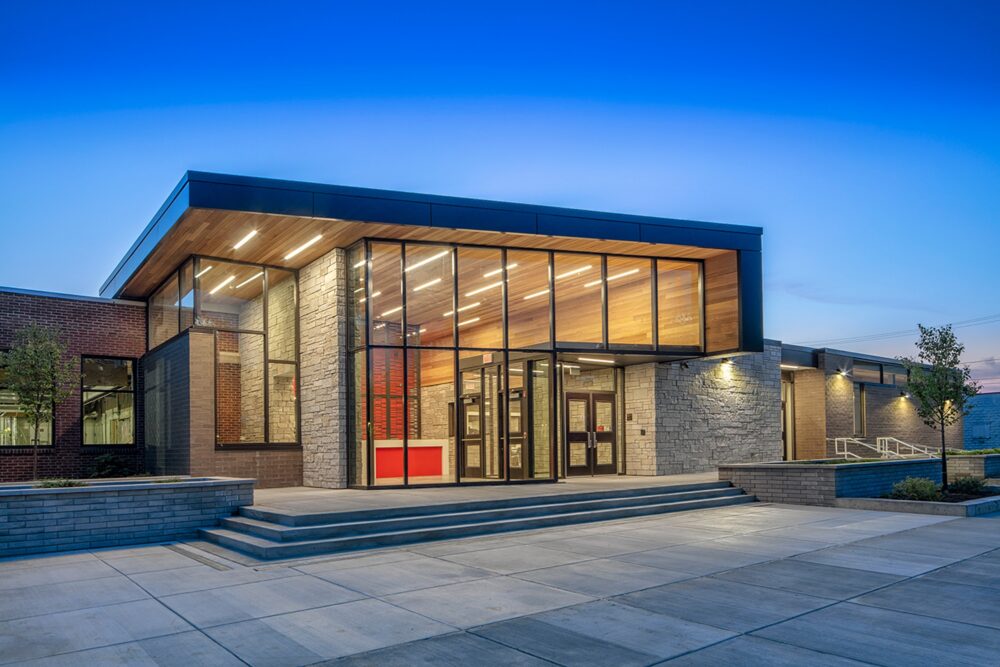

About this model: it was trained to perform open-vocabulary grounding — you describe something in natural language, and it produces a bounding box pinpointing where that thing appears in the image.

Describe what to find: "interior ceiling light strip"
[578,356,615,364]
[404,250,449,272]
[284,234,323,260]
[443,302,480,316]
[483,263,517,278]
[555,265,592,280]
[465,281,502,297]
[359,290,381,303]
[234,272,264,289]
[413,277,442,292]
[195,265,214,278]
[457,317,481,327]
[523,288,550,300]
[584,267,640,288]
[352,259,366,269]
[233,230,258,250]
[208,275,236,294]
[380,306,402,317]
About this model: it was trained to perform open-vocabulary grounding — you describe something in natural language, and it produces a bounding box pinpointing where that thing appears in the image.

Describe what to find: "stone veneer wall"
[625,341,783,475]
[298,247,348,488]
[0,478,253,557]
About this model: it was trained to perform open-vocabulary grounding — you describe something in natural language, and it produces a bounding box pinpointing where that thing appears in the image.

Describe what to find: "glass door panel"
[565,393,592,476]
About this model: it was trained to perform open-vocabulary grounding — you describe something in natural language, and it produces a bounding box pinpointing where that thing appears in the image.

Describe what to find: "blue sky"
[1,1,998,387]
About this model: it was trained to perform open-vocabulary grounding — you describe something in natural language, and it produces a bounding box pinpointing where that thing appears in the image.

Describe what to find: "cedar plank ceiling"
[120,208,731,298]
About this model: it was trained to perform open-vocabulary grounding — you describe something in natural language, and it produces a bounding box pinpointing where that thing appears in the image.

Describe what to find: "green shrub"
[889,477,941,501]
[35,479,87,488]
[949,448,1000,456]
[949,476,986,495]
[89,453,137,478]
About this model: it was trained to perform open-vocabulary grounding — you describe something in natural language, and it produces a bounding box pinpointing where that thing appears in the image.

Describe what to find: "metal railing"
[875,437,939,458]
[832,437,888,459]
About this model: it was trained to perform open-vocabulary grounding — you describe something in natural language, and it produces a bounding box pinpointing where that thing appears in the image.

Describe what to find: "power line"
[794,312,1000,347]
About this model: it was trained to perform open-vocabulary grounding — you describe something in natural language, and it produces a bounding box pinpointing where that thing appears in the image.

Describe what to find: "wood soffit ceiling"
[121,207,733,298]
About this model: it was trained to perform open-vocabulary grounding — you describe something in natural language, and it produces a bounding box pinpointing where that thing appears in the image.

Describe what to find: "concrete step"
[199,490,756,560]
[220,486,747,542]
[240,480,735,526]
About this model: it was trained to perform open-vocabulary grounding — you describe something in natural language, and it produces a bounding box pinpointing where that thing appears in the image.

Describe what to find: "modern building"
[965,392,1000,450]
[780,345,963,459]
[0,172,961,486]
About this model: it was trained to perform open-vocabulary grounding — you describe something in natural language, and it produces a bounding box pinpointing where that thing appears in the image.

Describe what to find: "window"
[82,357,135,445]
[554,253,602,348]
[0,363,53,446]
[149,273,180,349]
[853,361,881,384]
[657,260,702,348]
[884,365,908,387]
[853,383,866,437]
[607,256,653,348]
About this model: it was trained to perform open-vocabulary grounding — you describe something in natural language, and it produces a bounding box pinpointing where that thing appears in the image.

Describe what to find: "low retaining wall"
[949,454,1000,479]
[719,459,942,506]
[835,495,1000,517]
[0,477,253,557]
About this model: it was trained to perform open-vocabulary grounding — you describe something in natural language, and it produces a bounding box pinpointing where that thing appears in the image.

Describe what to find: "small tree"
[1,325,74,480]
[898,324,979,491]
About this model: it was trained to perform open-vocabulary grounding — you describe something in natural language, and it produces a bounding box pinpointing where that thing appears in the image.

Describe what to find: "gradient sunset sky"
[1,2,997,388]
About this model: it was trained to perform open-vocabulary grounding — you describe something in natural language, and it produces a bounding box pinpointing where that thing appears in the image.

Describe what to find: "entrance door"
[507,385,528,479]
[565,392,617,476]
[459,395,484,478]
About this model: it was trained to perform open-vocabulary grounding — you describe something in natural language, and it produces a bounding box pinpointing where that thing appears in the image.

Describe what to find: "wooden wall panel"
[704,251,740,353]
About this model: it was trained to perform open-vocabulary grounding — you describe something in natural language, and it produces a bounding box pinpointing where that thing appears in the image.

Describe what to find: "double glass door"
[458,359,547,481]
[565,392,617,476]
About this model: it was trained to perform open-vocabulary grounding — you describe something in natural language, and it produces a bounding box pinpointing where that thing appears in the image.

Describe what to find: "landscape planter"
[834,494,1000,517]
[718,459,942,506]
[0,476,254,557]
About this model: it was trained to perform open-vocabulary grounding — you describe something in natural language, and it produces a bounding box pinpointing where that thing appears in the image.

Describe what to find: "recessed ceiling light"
[556,265,591,280]
[380,306,402,317]
[405,250,449,272]
[443,302,480,317]
[235,272,264,289]
[584,267,640,288]
[284,234,323,260]
[359,290,381,303]
[195,265,214,278]
[483,263,517,278]
[208,276,236,294]
[523,288,549,300]
[233,230,257,250]
[578,356,615,364]
[465,281,502,297]
[458,317,481,327]
[413,277,442,292]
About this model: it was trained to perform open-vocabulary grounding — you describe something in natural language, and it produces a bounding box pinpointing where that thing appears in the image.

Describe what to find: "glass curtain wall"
[348,239,705,488]
[147,256,300,446]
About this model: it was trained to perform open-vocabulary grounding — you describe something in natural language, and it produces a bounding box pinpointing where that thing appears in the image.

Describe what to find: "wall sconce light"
[901,391,911,399]
[721,358,733,365]
[839,369,850,377]
[680,362,689,369]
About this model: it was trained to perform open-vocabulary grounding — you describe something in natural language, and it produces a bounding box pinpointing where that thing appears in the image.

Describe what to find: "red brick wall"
[0,290,146,481]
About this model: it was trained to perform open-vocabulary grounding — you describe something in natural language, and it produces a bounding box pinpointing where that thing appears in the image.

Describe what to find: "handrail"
[831,437,892,459]
[876,437,938,458]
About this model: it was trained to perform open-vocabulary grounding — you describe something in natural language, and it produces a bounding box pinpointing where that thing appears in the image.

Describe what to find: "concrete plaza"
[0,503,998,666]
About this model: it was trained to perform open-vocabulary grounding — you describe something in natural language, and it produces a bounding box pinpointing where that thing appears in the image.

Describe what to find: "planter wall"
[719,459,942,506]
[0,477,253,557]
[949,454,1000,479]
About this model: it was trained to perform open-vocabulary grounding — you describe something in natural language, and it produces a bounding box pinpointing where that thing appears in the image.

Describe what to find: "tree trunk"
[940,420,948,492]
[32,419,39,482]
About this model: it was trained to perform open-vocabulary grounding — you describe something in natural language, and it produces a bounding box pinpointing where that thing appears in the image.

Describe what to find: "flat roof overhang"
[101,171,764,299]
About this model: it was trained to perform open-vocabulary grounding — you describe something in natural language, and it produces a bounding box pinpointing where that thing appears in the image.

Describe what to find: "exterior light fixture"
[208,275,236,294]
[404,250,449,272]
[233,230,257,250]
[578,357,615,364]
[839,369,850,376]
[284,234,323,260]
[234,272,264,289]
[195,265,214,278]
[721,357,733,365]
